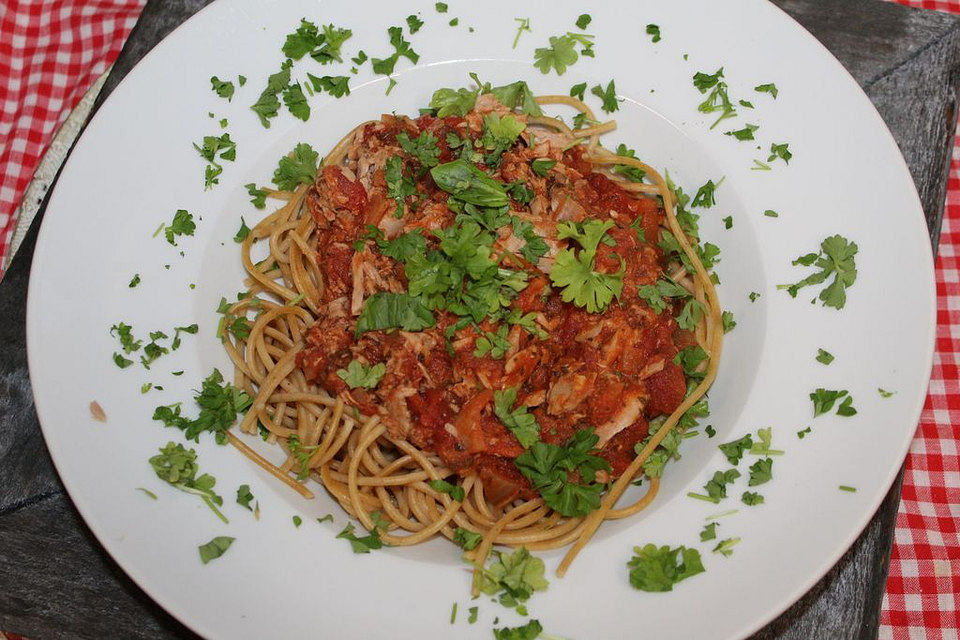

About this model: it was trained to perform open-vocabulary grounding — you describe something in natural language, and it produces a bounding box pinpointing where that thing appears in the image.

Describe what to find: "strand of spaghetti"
[238,340,303,434]
[227,431,313,499]
[573,121,617,138]
[605,476,661,520]
[534,94,597,121]
[321,121,375,168]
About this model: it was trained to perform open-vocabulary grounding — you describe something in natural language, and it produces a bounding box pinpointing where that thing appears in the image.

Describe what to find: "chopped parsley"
[713,537,741,557]
[128,273,141,288]
[724,123,757,141]
[693,67,736,128]
[550,219,624,313]
[700,522,718,541]
[250,60,292,128]
[718,434,753,465]
[692,178,721,208]
[810,388,857,417]
[721,310,736,332]
[767,142,792,164]
[748,458,773,486]
[722,215,733,229]
[273,142,319,191]
[628,544,705,592]
[749,427,783,456]
[336,515,387,553]
[878,388,895,398]
[513,429,611,517]
[113,353,133,368]
[778,235,858,309]
[749,291,761,302]
[453,526,483,550]
[493,620,543,640]
[797,426,812,439]
[198,536,235,564]
[371,25,420,77]
[590,79,619,113]
[245,183,267,209]
[533,32,594,75]
[575,14,592,29]
[474,325,510,358]
[210,76,234,101]
[428,478,465,501]
[513,17,532,49]
[839,485,857,493]
[435,2,448,12]
[236,484,255,511]
[448,18,459,27]
[163,209,195,245]
[477,547,548,611]
[152,369,252,444]
[755,83,779,98]
[150,442,227,523]
[816,348,834,365]
[531,158,556,177]
[233,218,250,243]
[282,82,309,121]
[741,491,764,505]
[282,20,352,64]
[336,359,386,389]
[307,74,351,98]
[494,387,540,448]
[646,24,661,42]
[293,515,303,528]
[406,14,424,34]
[764,209,779,218]
[688,468,740,503]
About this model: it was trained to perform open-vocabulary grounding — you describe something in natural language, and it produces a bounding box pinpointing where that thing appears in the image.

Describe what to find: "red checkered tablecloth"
[0,0,956,637]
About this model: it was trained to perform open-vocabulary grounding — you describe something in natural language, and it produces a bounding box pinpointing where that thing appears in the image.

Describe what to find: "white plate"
[26,1,935,638]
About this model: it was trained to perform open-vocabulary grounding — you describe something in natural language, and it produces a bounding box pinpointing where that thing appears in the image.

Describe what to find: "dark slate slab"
[0,0,956,638]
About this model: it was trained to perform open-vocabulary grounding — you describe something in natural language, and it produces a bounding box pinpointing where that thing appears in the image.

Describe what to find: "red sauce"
[297,107,696,494]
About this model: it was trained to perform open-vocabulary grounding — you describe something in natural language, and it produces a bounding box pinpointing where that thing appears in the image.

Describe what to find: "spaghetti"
[220,84,722,583]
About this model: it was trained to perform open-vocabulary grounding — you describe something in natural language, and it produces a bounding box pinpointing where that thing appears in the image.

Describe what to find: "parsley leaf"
[628,544,705,592]
[691,178,721,208]
[210,76,234,101]
[721,310,736,332]
[494,387,540,448]
[397,131,440,168]
[385,155,418,217]
[236,484,255,511]
[700,523,718,541]
[637,277,691,314]
[748,458,773,486]
[493,620,543,640]
[741,491,764,505]
[336,359,386,388]
[428,478,466,501]
[718,434,753,465]
[755,83,779,98]
[767,142,792,164]
[534,33,593,75]
[513,429,611,517]
[282,82,309,121]
[193,133,236,188]
[576,14,592,29]
[550,219,624,313]
[198,536,235,564]
[307,74,351,98]
[778,235,858,309]
[693,67,737,129]
[478,547,548,611]
[151,369,251,444]
[688,468,739,503]
[163,209,195,245]
[429,87,477,117]
[646,24,661,42]
[816,348,834,365]
[233,218,250,243]
[453,526,483,550]
[273,142,319,191]
[570,82,587,101]
[725,123,758,141]
[406,14,424,34]
[590,79,619,113]
[810,388,857,417]
[713,537,741,557]
[245,183,267,209]
[474,325,510,358]
[435,2,448,12]
[336,520,385,553]
[250,59,292,128]
[150,442,228,523]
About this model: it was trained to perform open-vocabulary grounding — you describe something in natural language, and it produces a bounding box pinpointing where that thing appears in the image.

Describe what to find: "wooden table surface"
[1,1,957,638]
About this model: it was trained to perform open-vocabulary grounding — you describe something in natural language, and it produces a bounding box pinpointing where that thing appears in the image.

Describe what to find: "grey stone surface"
[1,0,956,638]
